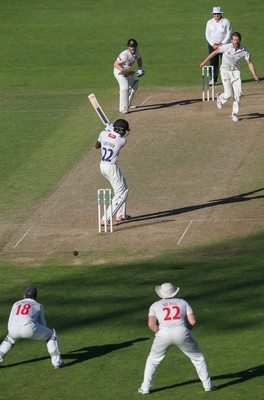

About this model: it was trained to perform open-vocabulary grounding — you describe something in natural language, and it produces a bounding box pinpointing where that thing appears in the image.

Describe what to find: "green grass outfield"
[0,235,263,400]
[0,1,263,399]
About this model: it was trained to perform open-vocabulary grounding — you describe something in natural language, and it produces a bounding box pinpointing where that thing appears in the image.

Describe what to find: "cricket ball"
[73,251,78,256]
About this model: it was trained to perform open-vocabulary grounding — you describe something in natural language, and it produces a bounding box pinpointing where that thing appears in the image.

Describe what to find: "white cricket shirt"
[205,18,231,46]
[220,43,250,70]
[115,48,141,72]
[149,297,193,329]
[98,129,126,164]
[8,298,46,327]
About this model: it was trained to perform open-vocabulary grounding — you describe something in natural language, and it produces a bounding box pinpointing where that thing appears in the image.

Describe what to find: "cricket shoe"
[0,356,3,364]
[115,215,132,223]
[216,93,223,109]
[205,384,217,392]
[231,113,239,122]
[101,220,111,226]
[138,387,150,395]
[54,361,65,369]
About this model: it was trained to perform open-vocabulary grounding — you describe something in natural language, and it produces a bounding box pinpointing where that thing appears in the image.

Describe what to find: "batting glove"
[137,69,145,77]
[106,123,114,131]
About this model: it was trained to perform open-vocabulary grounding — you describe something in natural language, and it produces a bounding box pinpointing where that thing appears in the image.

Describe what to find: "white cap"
[211,6,223,14]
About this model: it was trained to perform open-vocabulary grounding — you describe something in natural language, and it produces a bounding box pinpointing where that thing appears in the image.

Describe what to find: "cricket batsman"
[114,39,144,114]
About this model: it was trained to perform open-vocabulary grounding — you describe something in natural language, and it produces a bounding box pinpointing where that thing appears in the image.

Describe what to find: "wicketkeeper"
[114,38,144,114]
[0,286,64,369]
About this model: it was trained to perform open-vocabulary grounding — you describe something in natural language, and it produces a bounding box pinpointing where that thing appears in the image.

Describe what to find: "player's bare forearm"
[200,48,220,68]
[148,316,159,333]
[114,59,122,71]
[186,313,196,329]
[247,60,260,82]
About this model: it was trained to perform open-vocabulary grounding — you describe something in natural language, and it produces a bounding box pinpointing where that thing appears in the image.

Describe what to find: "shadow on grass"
[120,187,264,225]
[150,364,264,393]
[0,338,150,368]
[0,354,50,368]
[212,364,264,388]
[64,337,149,366]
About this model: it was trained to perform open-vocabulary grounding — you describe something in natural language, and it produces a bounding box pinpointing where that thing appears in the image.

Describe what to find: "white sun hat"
[211,6,224,14]
[155,283,180,299]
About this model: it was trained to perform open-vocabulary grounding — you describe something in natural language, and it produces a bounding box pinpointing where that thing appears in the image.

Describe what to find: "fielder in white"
[0,286,64,369]
[114,38,144,114]
[95,119,131,224]
[138,283,216,395]
[200,31,259,122]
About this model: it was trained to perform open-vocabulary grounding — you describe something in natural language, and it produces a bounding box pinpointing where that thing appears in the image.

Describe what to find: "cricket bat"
[88,93,109,125]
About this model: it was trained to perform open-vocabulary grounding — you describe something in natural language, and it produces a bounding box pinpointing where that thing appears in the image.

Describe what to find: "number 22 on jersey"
[102,147,113,162]
[163,305,180,320]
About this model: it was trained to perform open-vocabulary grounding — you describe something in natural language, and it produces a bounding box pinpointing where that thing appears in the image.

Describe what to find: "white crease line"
[177,220,193,245]
[13,225,34,249]
[140,96,152,106]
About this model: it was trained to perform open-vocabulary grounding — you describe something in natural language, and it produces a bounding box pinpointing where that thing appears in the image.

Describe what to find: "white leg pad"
[108,188,129,221]
[120,89,129,113]
[46,329,62,367]
[0,335,15,358]
[46,329,60,356]
[129,80,139,107]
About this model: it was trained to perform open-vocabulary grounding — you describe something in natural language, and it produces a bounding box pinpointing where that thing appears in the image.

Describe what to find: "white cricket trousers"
[100,161,129,220]
[8,322,53,340]
[219,68,242,115]
[0,323,62,367]
[113,68,138,113]
[140,327,213,392]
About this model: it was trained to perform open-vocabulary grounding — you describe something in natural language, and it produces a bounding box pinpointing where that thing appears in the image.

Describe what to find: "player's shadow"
[63,337,149,366]
[151,364,264,393]
[238,112,264,120]
[0,354,50,368]
[131,77,263,113]
[1,338,149,368]
[123,187,264,225]
[132,98,202,112]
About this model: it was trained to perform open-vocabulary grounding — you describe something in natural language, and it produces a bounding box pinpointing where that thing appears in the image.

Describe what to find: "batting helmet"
[113,119,130,134]
[127,38,138,47]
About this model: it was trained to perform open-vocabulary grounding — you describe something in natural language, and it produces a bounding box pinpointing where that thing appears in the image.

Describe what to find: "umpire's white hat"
[155,283,180,299]
[211,6,223,14]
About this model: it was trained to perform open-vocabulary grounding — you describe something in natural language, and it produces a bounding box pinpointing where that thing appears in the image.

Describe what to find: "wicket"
[202,66,214,101]
[97,189,113,233]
